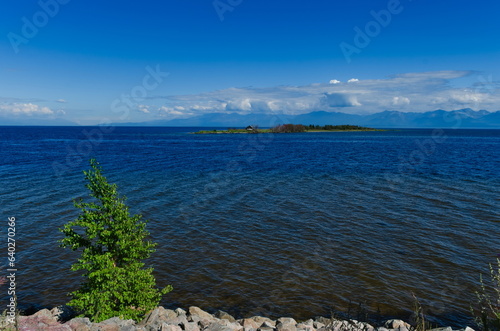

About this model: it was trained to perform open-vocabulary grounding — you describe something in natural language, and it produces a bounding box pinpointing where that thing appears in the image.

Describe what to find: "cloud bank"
[136,71,500,119]
[0,103,54,116]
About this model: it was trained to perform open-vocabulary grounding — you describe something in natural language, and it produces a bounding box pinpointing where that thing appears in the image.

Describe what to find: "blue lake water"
[1,126,499,328]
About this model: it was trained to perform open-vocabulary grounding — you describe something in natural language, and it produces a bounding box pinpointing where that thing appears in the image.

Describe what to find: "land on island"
[194,124,383,134]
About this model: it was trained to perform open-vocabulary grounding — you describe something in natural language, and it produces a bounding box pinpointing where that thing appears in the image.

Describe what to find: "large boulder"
[161,324,183,331]
[18,309,72,331]
[51,305,76,322]
[139,307,178,331]
[240,318,261,330]
[65,317,92,331]
[250,316,276,328]
[205,319,243,331]
[328,319,374,331]
[215,310,237,323]
[188,306,216,327]
[183,321,201,331]
[92,316,136,331]
[189,306,215,321]
[384,319,411,330]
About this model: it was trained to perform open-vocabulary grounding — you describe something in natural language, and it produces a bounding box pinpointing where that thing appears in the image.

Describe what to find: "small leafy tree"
[60,159,172,322]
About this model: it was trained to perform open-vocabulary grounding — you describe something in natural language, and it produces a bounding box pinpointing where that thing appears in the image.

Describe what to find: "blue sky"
[1,0,499,124]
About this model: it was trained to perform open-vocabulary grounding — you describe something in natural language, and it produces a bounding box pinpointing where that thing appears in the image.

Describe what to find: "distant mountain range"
[115,108,500,128]
[2,108,498,128]
[0,117,78,126]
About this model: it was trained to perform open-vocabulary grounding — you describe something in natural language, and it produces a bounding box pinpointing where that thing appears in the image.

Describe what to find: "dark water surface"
[1,126,499,328]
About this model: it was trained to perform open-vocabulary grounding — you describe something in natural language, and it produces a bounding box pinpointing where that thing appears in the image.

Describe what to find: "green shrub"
[60,159,172,322]
[474,258,500,331]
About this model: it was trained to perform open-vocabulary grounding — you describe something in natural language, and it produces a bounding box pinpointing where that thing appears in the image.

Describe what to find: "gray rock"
[89,325,117,331]
[258,327,276,331]
[277,318,297,326]
[276,323,296,331]
[51,305,76,322]
[251,317,276,328]
[163,309,178,322]
[140,307,163,325]
[297,319,314,331]
[429,328,452,331]
[313,318,332,327]
[384,320,411,330]
[119,326,137,331]
[65,317,92,331]
[301,320,314,327]
[276,317,297,331]
[205,320,241,331]
[312,322,325,329]
[189,307,214,321]
[328,320,374,331]
[93,316,136,331]
[175,308,187,317]
[168,314,189,327]
[188,306,217,328]
[35,309,56,320]
[455,328,475,331]
[161,323,183,331]
[18,309,72,331]
[215,319,243,330]
[188,315,214,328]
[99,317,135,325]
[139,307,178,331]
[241,318,261,329]
[183,321,201,331]
[262,321,276,328]
[215,311,237,323]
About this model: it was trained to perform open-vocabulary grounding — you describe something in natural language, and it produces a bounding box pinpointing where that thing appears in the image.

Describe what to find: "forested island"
[194,124,381,134]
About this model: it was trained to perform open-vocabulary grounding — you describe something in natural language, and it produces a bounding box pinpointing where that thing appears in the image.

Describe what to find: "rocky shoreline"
[1,305,475,331]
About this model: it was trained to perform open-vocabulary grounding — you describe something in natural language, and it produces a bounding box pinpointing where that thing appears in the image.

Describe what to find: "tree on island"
[270,124,307,133]
[60,159,172,322]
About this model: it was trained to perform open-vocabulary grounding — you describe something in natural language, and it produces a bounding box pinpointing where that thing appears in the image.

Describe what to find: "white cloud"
[347,78,359,83]
[0,103,54,116]
[158,106,193,117]
[56,99,67,103]
[137,105,151,113]
[329,79,341,84]
[135,71,500,117]
[392,96,410,106]
[323,93,361,107]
